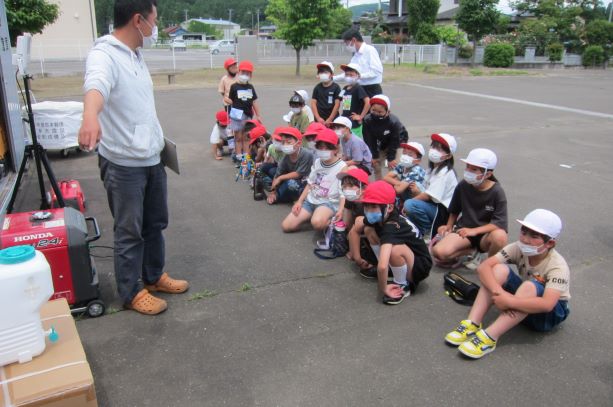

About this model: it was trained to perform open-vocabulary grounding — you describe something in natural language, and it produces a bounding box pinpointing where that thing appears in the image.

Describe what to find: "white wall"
[439,0,460,13]
[31,0,97,60]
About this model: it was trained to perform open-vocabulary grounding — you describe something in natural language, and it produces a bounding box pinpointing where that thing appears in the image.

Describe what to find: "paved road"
[24,69,613,406]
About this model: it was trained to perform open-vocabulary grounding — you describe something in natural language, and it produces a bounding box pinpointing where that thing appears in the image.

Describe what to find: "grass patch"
[239,282,252,292]
[486,69,530,76]
[188,289,218,301]
[469,68,484,76]
[106,307,121,315]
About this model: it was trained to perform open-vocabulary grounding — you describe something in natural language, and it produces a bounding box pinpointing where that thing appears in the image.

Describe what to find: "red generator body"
[0,207,105,317]
[48,180,86,213]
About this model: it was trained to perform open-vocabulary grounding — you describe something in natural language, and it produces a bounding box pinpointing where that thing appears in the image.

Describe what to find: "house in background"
[385,0,460,37]
[30,0,97,60]
[183,18,241,40]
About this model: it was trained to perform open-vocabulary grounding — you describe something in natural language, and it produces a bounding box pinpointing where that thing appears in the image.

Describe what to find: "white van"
[210,40,235,55]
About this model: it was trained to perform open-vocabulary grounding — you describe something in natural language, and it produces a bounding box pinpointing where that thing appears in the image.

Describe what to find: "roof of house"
[188,18,240,27]
[436,6,459,20]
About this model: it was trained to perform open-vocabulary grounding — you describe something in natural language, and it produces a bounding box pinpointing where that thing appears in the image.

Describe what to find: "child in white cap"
[444,209,570,359]
[312,62,341,126]
[337,63,370,137]
[384,141,427,204]
[431,148,508,266]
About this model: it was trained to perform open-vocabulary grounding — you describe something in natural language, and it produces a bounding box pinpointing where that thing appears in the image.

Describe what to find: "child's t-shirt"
[338,84,368,129]
[391,164,426,191]
[495,243,570,300]
[448,180,508,232]
[209,123,228,144]
[424,166,458,208]
[312,82,341,120]
[266,143,284,163]
[290,110,311,133]
[275,148,314,179]
[341,134,373,172]
[306,158,346,206]
[229,83,258,119]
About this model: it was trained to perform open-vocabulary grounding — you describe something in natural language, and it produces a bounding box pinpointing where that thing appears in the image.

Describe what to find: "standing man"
[79,0,189,315]
[336,28,384,98]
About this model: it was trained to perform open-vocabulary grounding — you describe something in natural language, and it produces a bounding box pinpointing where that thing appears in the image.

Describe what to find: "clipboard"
[161,137,180,175]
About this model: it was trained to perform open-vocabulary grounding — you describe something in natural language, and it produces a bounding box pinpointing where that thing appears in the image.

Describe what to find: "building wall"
[439,0,460,13]
[31,0,97,60]
[389,0,459,16]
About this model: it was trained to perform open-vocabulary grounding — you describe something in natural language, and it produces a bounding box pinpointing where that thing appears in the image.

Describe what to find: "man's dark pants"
[99,156,168,304]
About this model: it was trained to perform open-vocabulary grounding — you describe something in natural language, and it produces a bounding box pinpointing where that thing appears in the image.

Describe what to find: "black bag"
[253,168,265,201]
[443,272,480,306]
[314,227,349,259]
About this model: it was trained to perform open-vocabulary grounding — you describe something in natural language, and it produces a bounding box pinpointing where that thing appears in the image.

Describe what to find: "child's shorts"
[230,117,249,132]
[408,254,431,290]
[302,200,338,215]
[502,268,570,332]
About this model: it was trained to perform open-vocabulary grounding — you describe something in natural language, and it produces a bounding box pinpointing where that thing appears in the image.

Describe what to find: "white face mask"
[316,149,332,160]
[238,74,250,83]
[291,107,302,114]
[139,18,158,49]
[342,188,360,201]
[399,154,416,167]
[273,141,283,151]
[334,129,345,138]
[281,144,295,154]
[428,149,445,164]
[344,76,357,85]
[517,241,546,257]
[346,42,356,53]
[319,73,331,82]
[463,170,485,186]
[306,141,316,149]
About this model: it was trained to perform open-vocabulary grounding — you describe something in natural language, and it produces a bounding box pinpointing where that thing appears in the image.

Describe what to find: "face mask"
[343,188,360,201]
[273,141,283,151]
[281,144,295,154]
[316,149,332,160]
[428,149,445,164]
[346,42,356,53]
[517,241,545,257]
[344,76,357,85]
[139,18,158,49]
[463,170,484,186]
[373,114,387,120]
[306,141,316,149]
[365,210,382,224]
[399,154,415,167]
[319,73,331,82]
[291,107,302,114]
[334,129,345,138]
[238,74,250,83]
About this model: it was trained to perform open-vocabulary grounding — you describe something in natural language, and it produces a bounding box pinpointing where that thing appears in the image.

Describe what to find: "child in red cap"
[210,110,230,160]
[218,58,237,109]
[228,60,262,161]
[349,180,432,305]
[281,128,347,233]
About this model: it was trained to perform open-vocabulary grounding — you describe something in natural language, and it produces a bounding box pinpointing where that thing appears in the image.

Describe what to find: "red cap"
[238,60,254,72]
[359,180,396,205]
[314,128,339,146]
[248,125,267,145]
[215,110,229,126]
[224,58,237,70]
[303,122,326,137]
[337,168,370,185]
[277,126,302,141]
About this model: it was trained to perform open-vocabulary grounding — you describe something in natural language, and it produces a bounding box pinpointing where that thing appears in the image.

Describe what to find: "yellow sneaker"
[458,329,497,359]
[445,320,481,346]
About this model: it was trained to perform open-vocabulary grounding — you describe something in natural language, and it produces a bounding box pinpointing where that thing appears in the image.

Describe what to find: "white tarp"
[27,101,83,150]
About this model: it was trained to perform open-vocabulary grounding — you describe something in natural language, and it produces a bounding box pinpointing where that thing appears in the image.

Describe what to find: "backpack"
[314,225,349,259]
[443,272,480,306]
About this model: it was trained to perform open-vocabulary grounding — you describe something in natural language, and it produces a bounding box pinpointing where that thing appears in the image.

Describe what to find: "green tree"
[415,23,439,44]
[585,19,613,47]
[187,20,223,38]
[327,7,353,39]
[407,0,440,39]
[266,0,340,76]
[6,0,59,45]
[95,0,114,36]
[434,24,467,47]
[456,0,500,65]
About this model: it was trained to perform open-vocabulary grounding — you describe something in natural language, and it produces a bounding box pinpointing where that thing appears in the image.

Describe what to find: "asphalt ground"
[15,69,613,406]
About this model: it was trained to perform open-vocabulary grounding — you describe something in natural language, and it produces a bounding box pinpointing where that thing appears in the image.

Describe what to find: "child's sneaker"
[458,329,497,359]
[382,283,411,305]
[359,267,393,282]
[444,319,481,346]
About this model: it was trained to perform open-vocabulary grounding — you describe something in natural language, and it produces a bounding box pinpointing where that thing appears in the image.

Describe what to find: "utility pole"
[609,1,612,22]
[256,9,260,35]
[184,9,188,23]
[228,9,233,22]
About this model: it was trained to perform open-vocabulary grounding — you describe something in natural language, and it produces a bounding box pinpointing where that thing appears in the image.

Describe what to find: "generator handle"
[85,217,101,243]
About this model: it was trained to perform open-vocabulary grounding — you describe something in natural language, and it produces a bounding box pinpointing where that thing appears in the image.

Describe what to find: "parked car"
[170,38,187,51]
[210,40,235,55]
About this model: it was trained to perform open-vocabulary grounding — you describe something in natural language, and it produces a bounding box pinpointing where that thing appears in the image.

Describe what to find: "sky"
[345,0,513,13]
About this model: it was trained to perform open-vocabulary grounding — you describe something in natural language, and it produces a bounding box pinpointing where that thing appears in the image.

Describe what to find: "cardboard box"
[0,299,97,407]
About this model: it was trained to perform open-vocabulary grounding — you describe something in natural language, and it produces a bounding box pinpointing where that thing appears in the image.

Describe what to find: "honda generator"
[48,179,86,213]
[0,207,105,317]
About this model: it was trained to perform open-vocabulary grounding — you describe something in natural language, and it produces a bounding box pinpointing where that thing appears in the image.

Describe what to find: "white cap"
[294,90,309,103]
[431,133,457,154]
[461,148,498,170]
[340,63,361,75]
[332,116,353,129]
[400,141,425,157]
[316,61,334,73]
[517,209,562,239]
[370,94,391,111]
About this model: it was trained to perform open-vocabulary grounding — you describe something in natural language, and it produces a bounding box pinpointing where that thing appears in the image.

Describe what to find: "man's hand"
[78,113,101,152]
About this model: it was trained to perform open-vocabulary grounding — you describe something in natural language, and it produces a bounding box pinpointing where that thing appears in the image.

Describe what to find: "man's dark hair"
[342,28,363,42]
[114,0,156,29]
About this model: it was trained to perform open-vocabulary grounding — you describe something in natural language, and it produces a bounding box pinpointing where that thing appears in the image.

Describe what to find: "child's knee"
[490,229,508,249]
[281,217,298,233]
[490,263,511,284]
[311,217,329,231]
[515,281,538,297]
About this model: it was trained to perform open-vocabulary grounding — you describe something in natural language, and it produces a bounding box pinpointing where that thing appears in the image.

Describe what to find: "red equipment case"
[0,207,105,317]
[48,179,86,213]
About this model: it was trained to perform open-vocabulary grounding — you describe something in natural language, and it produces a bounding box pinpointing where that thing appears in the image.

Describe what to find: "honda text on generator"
[0,209,105,317]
